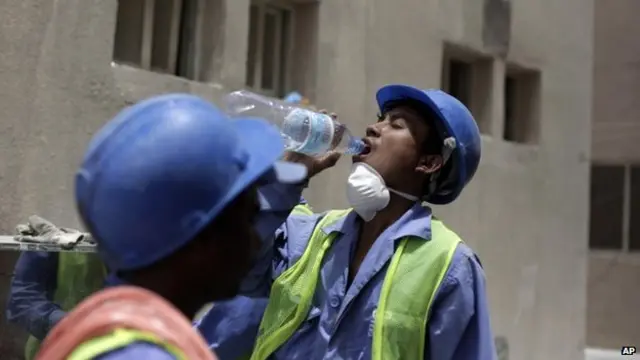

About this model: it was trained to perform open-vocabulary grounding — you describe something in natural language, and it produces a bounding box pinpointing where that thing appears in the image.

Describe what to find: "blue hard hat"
[376,84,481,204]
[75,93,307,271]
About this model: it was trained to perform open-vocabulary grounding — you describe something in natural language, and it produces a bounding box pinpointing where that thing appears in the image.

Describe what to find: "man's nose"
[366,123,381,137]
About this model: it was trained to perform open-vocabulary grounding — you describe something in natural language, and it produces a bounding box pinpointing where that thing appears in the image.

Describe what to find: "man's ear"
[416,154,443,175]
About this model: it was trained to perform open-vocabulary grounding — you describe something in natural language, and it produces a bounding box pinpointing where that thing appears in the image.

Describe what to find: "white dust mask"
[346,162,420,222]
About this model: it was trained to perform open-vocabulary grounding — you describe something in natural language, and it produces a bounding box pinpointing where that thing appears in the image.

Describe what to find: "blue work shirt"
[202,195,496,359]
[195,296,269,359]
[6,251,66,340]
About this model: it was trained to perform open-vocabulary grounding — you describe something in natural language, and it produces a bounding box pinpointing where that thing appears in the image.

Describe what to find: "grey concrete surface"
[588,0,640,349]
[0,0,593,359]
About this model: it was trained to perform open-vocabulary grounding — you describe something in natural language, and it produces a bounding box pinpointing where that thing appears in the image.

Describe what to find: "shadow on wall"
[0,252,28,360]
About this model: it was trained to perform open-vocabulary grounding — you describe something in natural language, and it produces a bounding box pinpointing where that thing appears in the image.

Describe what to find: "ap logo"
[621,346,637,356]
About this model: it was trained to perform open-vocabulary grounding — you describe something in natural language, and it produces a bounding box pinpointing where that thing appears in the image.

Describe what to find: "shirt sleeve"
[426,244,497,360]
[239,182,305,297]
[94,342,178,360]
[6,251,66,340]
[195,296,269,360]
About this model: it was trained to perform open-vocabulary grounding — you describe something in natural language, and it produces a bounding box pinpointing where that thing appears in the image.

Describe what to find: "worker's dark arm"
[6,251,65,340]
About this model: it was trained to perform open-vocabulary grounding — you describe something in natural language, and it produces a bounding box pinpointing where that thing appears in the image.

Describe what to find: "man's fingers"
[320,151,341,168]
[318,109,338,121]
[282,151,312,164]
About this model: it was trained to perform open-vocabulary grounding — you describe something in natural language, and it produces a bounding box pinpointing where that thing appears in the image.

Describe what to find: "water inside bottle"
[281,108,312,152]
[281,108,336,155]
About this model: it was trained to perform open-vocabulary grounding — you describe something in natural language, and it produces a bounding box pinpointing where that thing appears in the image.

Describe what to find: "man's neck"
[359,195,415,250]
[120,271,199,319]
[348,196,416,286]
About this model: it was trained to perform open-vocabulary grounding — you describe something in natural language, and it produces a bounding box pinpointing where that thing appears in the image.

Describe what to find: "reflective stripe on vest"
[25,253,106,360]
[250,209,460,360]
[67,328,186,360]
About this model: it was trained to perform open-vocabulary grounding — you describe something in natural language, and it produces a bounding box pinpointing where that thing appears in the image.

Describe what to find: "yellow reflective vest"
[67,328,186,360]
[250,209,461,360]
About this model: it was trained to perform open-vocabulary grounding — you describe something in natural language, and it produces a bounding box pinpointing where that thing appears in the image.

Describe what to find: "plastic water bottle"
[223,90,365,156]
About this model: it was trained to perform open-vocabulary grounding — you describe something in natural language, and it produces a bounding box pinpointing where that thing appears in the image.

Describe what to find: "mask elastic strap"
[427,136,457,196]
[389,188,420,202]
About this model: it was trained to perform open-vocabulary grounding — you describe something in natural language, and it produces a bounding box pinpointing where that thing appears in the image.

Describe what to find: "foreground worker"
[7,218,106,360]
[35,93,329,359]
[201,84,497,359]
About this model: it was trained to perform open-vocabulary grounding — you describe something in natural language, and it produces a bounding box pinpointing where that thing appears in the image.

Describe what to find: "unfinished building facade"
[0,0,593,359]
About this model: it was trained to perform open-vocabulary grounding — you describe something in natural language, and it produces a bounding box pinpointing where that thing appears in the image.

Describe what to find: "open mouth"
[360,144,371,155]
[353,139,372,162]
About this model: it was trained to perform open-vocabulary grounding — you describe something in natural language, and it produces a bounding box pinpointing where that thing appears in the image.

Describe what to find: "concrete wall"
[588,0,640,349]
[591,0,640,163]
[587,253,640,349]
[426,0,592,358]
[0,0,593,359]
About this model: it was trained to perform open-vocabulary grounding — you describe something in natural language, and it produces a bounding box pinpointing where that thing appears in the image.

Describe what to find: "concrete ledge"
[589,250,640,265]
[111,63,228,106]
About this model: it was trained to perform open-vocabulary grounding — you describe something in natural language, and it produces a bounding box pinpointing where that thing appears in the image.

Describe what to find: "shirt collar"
[321,203,433,242]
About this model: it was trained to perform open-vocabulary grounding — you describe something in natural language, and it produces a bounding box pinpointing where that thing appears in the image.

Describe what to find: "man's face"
[353,105,431,188]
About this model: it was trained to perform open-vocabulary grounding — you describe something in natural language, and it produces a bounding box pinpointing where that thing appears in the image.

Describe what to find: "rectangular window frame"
[627,165,640,251]
[113,0,203,80]
[589,163,634,253]
[247,0,295,98]
[503,65,541,144]
[440,44,493,135]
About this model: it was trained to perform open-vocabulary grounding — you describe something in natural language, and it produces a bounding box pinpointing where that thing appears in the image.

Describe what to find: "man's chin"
[351,149,373,163]
[351,155,370,164]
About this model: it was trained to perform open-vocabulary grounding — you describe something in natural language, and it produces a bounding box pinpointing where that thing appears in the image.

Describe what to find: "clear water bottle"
[223,90,365,156]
